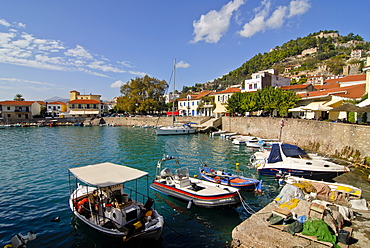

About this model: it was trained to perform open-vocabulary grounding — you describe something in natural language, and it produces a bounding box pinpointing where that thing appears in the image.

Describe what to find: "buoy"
[204,137,206,139]
[236,163,240,171]
[187,199,193,209]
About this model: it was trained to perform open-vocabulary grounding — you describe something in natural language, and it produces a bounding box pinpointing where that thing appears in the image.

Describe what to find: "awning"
[288,106,306,112]
[166,111,179,116]
[302,101,332,111]
[69,110,100,115]
[69,162,148,187]
[329,103,362,112]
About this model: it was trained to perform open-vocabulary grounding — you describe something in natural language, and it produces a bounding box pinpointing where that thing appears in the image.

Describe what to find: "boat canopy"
[267,144,308,163]
[69,162,148,187]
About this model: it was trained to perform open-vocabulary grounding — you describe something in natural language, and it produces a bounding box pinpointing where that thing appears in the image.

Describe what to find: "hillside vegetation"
[183,30,370,93]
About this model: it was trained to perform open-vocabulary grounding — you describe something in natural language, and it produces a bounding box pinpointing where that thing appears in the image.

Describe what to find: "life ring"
[215,176,221,184]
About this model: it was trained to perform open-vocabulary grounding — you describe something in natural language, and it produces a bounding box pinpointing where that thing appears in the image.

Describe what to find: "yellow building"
[66,90,102,117]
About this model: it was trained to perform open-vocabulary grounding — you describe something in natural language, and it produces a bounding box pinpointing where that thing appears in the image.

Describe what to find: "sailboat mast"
[172,59,176,126]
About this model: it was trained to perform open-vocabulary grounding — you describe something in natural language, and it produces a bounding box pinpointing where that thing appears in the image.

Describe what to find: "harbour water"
[0,126,281,247]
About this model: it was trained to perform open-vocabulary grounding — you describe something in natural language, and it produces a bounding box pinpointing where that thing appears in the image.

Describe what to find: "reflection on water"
[0,126,280,247]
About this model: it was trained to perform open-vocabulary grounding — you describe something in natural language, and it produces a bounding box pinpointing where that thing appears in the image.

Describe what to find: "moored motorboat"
[251,143,350,181]
[199,165,261,191]
[150,156,241,208]
[68,162,164,241]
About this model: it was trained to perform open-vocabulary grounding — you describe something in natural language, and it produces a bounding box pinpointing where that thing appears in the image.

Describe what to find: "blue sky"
[0,0,369,101]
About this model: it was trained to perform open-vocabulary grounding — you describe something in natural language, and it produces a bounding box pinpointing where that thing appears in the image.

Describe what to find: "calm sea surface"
[0,126,280,248]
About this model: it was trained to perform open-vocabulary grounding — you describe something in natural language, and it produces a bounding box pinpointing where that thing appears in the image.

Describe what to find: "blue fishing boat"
[199,165,261,191]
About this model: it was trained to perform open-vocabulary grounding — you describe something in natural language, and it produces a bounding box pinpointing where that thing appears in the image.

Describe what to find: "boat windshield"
[281,144,311,159]
[176,168,189,179]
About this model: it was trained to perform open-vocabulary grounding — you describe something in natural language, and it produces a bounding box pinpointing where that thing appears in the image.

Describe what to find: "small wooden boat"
[150,156,241,208]
[199,165,261,191]
[68,162,164,241]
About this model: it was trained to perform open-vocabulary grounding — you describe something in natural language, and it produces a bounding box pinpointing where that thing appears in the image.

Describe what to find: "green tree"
[117,75,168,114]
[226,92,246,115]
[14,94,25,101]
[326,57,345,75]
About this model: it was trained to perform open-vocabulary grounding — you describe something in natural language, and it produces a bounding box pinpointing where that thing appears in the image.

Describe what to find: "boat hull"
[69,195,164,240]
[150,182,240,208]
[258,167,346,181]
[155,128,197,135]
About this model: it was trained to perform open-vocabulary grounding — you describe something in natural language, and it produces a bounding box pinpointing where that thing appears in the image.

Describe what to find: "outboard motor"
[144,198,154,210]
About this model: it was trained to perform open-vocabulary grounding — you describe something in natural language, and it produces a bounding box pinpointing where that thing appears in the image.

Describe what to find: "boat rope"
[237,191,256,215]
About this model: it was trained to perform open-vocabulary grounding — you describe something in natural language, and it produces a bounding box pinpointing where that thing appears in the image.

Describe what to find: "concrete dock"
[231,172,370,248]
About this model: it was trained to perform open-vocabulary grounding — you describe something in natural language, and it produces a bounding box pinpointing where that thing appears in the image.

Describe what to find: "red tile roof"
[324,74,366,84]
[298,83,365,99]
[280,84,311,90]
[177,91,212,101]
[213,87,241,94]
[0,100,45,106]
[68,99,101,104]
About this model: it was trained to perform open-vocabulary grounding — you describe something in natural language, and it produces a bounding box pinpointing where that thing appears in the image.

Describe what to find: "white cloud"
[192,0,246,43]
[288,0,311,18]
[176,60,190,68]
[266,6,288,29]
[117,60,135,68]
[0,77,55,86]
[64,45,93,60]
[110,80,125,88]
[238,0,311,38]
[0,19,11,27]
[0,18,149,79]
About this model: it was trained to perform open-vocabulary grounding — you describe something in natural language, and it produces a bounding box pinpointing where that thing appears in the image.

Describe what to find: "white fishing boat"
[155,59,197,136]
[68,162,164,241]
[150,155,241,208]
[250,143,350,181]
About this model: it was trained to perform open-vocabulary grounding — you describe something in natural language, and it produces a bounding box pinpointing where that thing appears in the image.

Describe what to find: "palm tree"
[14,94,25,101]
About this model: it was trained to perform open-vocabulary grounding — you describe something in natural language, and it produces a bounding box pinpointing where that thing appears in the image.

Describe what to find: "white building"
[243,69,290,92]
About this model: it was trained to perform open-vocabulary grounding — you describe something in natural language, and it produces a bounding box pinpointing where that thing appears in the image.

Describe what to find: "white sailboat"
[155,59,197,135]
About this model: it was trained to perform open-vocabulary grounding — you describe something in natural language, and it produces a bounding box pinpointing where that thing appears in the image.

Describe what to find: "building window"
[18,114,21,118]
[7,114,11,118]
[87,104,90,109]
[7,107,10,110]
[93,104,97,108]
[254,83,257,89]
[78,104,82,109]
[249,84,252,89]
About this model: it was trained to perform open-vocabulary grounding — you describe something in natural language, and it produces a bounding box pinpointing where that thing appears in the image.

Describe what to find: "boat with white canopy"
[68,162,164,241]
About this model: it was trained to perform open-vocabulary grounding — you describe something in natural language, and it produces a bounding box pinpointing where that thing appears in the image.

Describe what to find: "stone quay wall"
[222,117,370,163]
[99,116,206,127]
